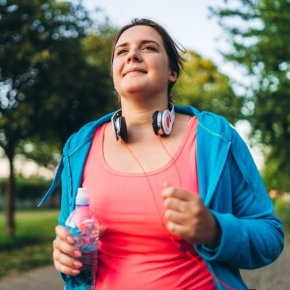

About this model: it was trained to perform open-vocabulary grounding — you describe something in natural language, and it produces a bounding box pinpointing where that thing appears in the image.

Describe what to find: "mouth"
[123,68,147,77]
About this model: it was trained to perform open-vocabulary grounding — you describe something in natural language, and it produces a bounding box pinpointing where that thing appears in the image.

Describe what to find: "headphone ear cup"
[118,116,128,142]
[152,111,160,135]
[161,110,173,135]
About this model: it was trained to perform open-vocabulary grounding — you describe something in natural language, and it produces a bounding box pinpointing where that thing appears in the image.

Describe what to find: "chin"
[120,83,149,95]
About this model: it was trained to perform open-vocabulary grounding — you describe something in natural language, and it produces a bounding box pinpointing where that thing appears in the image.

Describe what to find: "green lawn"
[0,209,59,278]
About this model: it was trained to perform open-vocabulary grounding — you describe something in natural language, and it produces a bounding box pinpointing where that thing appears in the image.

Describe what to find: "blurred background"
[0,0,289,287]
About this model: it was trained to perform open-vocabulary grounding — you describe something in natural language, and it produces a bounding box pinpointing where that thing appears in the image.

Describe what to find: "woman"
[39,19,284,289]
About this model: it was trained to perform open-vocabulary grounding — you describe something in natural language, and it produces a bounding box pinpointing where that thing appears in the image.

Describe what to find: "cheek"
[153,65,172,84]
[112,73,120,91]
[112,63,121,84]
[151,56,171,76]
[112,57,122,72]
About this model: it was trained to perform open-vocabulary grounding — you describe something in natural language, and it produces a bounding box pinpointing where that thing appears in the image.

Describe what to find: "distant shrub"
[275,198,290,242]
[0,176,60,208]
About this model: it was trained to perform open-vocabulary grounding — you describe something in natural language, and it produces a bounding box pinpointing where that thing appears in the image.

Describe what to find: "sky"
[0,0,263,177]
[83,0,228,71]
[82,0,245,94]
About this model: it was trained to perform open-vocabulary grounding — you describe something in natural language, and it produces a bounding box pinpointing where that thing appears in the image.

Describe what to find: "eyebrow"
[115,40,161,49]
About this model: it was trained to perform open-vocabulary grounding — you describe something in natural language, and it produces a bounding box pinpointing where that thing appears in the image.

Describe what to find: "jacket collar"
[175,106,232,206]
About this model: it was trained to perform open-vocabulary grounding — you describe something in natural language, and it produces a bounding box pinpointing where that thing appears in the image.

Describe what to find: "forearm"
[195,209,284,269]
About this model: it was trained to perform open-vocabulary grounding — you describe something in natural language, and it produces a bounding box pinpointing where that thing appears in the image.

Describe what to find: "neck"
[120,98,168,127]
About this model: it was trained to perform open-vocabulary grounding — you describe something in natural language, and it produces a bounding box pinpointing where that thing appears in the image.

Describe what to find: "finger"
[57,265,80,276]
[163,197,189,212]
[55,225,74,244]
[54,256,81,276]
[161,186,194,201]
[163,181,171,188]
[53,236,81,259]
[164,209,187,225]
[166,221,188,239]
[54,247,82,270]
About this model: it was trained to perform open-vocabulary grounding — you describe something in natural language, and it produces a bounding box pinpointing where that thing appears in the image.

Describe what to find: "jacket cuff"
[195,210,243,262]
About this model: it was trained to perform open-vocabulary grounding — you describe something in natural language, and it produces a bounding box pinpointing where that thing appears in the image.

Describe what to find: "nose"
[126,49,141,63]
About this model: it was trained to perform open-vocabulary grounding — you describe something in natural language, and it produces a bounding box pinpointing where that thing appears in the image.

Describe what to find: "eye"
[116,49,128,56]
[142,46,156,51]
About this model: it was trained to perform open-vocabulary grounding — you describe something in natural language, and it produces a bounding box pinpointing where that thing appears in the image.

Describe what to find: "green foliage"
[0,176,60,207]
[0,0,116,236]
[275,198,290,242]
[0,209,58,277]
[83,23,118,69]
[174,51,243,124]
[261,152,290,192]
[211,0,290,191]
[0,0,117,156]
[0,0,90,149]
[17,139,61,170]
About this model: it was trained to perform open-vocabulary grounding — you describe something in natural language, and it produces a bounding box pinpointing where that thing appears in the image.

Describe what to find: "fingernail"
[66,236,74,243]
[73,261,82,268]
[72,269,80,275]
[74,250,82,257]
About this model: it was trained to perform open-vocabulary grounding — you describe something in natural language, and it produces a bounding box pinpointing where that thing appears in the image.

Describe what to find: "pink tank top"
[82,117,216,290]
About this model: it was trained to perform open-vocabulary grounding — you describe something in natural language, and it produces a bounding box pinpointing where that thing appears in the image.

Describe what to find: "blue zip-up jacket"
[39,105,284,290]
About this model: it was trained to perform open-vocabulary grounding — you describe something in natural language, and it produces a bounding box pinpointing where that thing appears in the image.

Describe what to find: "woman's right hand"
[53,225,82,276]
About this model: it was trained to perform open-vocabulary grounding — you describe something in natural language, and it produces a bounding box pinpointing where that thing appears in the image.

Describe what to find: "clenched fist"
[161,184,220,249]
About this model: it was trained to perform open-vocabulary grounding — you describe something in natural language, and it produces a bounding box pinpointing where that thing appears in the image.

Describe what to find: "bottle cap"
[75,187,89,205]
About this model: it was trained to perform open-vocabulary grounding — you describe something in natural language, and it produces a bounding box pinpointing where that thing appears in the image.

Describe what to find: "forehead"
[115,25,163,47]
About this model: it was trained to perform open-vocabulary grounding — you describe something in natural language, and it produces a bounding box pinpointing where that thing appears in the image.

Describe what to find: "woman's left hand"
[161,184,220,248]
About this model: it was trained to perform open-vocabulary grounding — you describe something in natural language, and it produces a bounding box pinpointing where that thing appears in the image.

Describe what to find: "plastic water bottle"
[65,187,99,290]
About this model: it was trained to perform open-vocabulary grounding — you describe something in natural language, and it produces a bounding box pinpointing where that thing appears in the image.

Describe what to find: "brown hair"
[111,18,185,97]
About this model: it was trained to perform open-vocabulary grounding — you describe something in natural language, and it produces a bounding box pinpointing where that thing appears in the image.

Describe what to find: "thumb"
[163,181,171,188]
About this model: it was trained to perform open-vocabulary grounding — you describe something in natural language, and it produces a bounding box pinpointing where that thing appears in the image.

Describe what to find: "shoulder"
[198,111,251,155]
[62,112,113,155]
[198,111,232,137]
[176,105,235,143]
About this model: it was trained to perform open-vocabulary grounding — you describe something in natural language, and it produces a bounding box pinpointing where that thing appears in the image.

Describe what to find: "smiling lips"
[123,68,147,76]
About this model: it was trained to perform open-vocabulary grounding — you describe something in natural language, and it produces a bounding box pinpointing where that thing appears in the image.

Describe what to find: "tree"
[19,24,118,168]
[174,51,242,124]
[0,0,116,237]
[211,0,290,191]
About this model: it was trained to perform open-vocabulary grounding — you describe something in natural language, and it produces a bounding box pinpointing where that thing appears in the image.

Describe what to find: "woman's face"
[112,25,177,100]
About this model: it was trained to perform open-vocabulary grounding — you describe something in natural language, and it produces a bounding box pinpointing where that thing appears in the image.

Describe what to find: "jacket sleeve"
[195,129,284,269]
[56,134,81,285]
[58,133,76,227]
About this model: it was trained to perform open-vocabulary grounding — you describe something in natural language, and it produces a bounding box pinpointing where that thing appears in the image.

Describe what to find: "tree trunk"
[5,149,15,238]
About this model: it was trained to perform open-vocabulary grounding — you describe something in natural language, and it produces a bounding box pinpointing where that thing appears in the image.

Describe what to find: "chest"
[81,119,199,227]
[82,140,199,238]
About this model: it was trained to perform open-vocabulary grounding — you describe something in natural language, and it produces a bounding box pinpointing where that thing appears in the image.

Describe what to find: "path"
[0,265,62,290]
[241,241,290,289]
[0,242,289,290]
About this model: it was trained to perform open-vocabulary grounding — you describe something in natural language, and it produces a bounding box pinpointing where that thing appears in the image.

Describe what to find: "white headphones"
[111,103,175,142]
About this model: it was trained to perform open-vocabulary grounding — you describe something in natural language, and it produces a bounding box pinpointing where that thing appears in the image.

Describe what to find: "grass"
[0,209,58,278]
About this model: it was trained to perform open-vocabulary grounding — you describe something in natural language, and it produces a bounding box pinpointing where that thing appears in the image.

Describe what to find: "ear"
[169,70,177,83]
